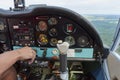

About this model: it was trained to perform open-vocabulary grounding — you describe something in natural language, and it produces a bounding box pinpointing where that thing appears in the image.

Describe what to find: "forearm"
[0,50,20,76]
[1,67,17,80]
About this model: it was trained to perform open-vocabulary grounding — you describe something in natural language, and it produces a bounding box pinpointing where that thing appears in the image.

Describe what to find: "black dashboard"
[0,5,105,80]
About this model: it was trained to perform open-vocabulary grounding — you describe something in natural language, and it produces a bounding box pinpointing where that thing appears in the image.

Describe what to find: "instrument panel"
[7,15,96,60]
[8,16,93,48]
[0,6,106,80]
[0,6,104,60]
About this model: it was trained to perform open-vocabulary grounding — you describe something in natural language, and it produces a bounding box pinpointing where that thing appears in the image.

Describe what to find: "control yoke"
[57,41,69,80]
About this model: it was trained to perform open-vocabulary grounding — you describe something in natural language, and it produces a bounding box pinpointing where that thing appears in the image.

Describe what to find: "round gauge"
[48,17,58,25]
[38,21,47,31]
[77,36,89,47]
[0,22,5,31]
[38,34,48,45]
[50,38,58,46]
[64,24,76,34]
[65,36,75,46]
[49,28,57,37]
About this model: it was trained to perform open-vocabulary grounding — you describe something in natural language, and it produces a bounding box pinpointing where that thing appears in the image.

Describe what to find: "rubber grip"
[59,54,67,72]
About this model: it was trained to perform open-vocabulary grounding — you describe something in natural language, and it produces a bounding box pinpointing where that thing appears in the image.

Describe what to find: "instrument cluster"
[0,6,104,60]
[35,16,93,48]
[8,16,93,48]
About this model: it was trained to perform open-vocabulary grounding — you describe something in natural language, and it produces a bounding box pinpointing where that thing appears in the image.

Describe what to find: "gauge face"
[38,34,48,45]
[48,17,58,25]
[49,28,57,37]
[0,22,5,31]
[65,36,75,46]
[38,21,47,31]
[77,36,89,47]
[50,38,58,46]
[64,24,76,34]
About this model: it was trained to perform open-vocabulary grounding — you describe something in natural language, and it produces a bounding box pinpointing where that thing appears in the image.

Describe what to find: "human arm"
[0,47,36,77]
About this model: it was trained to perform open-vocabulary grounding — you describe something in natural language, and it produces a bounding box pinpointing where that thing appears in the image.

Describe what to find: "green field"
[83,14,120,54]
[83,14,120,47]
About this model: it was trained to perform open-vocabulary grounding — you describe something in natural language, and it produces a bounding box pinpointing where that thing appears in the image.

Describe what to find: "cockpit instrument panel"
[6,14,102,61]
[0,5,106,80]
[0,6,104,61]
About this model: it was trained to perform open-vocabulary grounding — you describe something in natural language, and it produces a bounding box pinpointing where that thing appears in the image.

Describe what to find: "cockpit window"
[84,15,119,47]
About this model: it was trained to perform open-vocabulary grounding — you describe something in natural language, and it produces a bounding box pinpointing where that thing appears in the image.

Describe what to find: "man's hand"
[15,47,36,64]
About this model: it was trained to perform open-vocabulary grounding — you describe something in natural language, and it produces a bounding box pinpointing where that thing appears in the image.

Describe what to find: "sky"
[0,0,120,14]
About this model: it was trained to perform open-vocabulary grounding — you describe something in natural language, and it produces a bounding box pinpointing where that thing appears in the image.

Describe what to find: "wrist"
[12,50,22,61]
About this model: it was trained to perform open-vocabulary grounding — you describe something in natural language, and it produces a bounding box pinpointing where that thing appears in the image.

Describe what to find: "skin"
[0,47,36,80]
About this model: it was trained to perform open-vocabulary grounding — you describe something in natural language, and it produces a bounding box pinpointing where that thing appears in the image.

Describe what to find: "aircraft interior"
[0,0,112,80]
